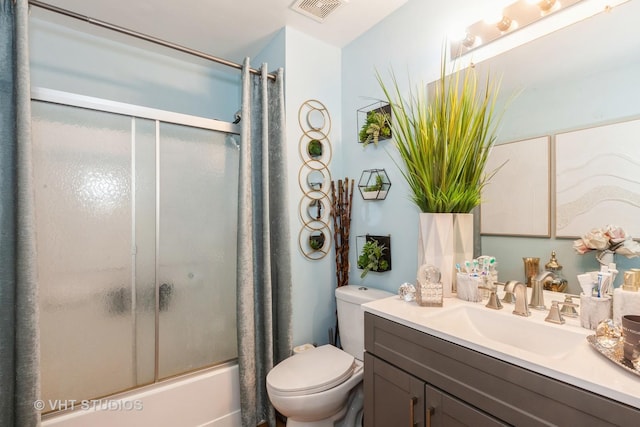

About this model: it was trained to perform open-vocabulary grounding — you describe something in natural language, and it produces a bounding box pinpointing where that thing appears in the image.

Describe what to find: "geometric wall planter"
[358,168,391,200]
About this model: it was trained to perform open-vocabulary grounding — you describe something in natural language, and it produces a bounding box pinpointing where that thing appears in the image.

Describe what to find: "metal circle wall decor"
[298,134,333,165]
[298,99,332,137]
[297,100,332,260]
[298,159,332,195]
[298,194,331,230]
[298,227,331,260]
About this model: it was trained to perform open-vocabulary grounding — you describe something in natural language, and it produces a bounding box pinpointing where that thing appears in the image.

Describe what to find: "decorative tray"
[587,335,640,377]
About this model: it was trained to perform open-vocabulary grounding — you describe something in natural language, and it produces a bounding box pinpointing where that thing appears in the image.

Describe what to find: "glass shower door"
[157,123,238,379]
[32,101,140,401]
[33,98,239,407]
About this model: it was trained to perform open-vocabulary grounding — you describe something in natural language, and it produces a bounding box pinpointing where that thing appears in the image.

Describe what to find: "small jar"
[415,264,443,307]
[544,251,568,292]
[623,271,639,292]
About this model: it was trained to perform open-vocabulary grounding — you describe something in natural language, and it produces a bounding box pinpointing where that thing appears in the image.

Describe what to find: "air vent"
[291,0,345,23]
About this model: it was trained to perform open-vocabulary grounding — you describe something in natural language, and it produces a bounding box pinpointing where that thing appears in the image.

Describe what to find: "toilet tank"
[335,285,393,361]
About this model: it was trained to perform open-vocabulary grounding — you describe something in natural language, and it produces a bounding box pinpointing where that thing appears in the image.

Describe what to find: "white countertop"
[362,290,640,410]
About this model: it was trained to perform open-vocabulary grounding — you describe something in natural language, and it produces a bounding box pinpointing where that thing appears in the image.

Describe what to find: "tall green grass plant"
[377,52,504,213]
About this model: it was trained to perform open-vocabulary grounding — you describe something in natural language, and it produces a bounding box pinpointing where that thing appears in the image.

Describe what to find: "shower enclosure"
[31,89,239,408]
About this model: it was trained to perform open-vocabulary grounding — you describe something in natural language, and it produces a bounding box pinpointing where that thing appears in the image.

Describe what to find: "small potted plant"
[307,139,323,158]
[359,110,391,147]
[357,237,390,278]
[309,233,325,251]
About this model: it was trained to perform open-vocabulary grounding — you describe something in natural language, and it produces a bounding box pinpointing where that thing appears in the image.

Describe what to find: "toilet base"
[286,383,363,427]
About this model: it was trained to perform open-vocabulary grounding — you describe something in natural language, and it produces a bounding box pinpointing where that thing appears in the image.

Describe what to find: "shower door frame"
[32,88,239,134]
[32,87,241,395]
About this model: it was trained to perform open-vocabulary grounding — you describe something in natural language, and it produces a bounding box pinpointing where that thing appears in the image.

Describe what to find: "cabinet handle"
[409,396,417,427]
[426,406,435,427]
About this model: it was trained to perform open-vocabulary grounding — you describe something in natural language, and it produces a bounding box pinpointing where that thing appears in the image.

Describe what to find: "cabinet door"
[364,352,425,427]
[425,384,508,427]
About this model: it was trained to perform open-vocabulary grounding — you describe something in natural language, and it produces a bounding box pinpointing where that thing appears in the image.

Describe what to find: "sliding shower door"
[32,97,239,407]
[33,101,138,402]
[157,123,238,379]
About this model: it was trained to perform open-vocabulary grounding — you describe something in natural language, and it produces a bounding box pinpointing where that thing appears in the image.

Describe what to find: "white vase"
[596,250,615,267]
[418,213,474,298]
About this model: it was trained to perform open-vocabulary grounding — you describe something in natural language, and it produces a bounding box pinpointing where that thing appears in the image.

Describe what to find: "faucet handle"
[479,286,503,310]
[545,300,578,324]
[560,294,580,318]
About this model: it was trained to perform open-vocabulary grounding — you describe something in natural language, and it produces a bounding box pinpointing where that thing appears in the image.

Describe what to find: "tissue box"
[456,274,483,302]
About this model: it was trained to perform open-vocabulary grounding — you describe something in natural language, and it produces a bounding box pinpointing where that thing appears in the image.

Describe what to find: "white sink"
[362,294,640,409]
[422,304,586,359]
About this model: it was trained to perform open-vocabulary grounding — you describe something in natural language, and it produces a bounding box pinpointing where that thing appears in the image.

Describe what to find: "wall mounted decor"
[358,168,391,200]
[555,118,640,238]
[481,136,550,236]
[297,99,333,259]
[357,101,391,147]
[356,234,392,278]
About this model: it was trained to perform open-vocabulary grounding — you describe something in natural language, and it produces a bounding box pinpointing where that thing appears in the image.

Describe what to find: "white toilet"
[266,285,393,427]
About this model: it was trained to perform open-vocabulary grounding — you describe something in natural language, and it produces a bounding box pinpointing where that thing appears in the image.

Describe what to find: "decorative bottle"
[416,264,443,307]
[544,251,568,292]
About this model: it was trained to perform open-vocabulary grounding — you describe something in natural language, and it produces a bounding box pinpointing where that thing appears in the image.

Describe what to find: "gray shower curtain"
[237,59,292,427]
[0,1,41,426]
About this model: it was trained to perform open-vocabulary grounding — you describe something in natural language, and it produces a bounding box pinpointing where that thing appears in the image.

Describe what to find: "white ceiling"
[31,0,408,64]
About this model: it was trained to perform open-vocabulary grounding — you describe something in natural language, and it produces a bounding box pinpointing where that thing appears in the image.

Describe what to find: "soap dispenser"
[544,251,568,292]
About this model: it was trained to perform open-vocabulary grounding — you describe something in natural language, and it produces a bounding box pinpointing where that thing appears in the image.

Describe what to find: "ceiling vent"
[291,0,346,23]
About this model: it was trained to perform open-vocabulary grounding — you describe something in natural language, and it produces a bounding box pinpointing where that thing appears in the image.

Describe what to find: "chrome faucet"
[503,281,530,317]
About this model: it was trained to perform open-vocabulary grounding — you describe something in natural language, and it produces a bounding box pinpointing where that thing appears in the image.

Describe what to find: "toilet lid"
[267,345,355,396]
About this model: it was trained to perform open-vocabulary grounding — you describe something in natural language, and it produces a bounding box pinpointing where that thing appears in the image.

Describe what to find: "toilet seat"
[267,345,356,397]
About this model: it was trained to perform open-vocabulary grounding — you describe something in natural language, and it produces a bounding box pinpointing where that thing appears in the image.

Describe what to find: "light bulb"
[496,15,513,32]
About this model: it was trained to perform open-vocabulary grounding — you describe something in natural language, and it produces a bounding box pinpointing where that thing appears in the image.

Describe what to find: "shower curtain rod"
[28,0,277,80]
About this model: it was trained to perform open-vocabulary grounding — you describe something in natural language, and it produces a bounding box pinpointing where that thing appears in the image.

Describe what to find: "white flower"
[573,224,640,258]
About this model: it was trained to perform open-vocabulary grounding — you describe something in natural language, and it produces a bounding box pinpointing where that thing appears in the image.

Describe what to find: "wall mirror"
[307,109,326,131]
[307,199,325,221]
[463,1,640,292]
[306,169,328,192]
[471,1,639,144]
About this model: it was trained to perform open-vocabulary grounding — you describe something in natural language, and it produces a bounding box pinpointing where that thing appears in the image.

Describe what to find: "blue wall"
[340,0,640,295]
[30,17,241,121]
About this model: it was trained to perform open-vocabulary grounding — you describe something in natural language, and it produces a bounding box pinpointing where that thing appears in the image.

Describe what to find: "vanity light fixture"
[496,15,514,32]
[527,0,558,13]
[461,32,477,48]
[451,0,584,58]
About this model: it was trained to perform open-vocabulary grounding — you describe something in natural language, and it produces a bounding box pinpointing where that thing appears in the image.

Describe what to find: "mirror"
[307,199,325,221]
[307,109,326,130]
[472,1,640,293]
[472,1,640,144]
[307,169,326,192]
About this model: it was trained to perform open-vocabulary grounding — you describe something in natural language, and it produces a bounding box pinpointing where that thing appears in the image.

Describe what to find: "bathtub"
[42,363,241,427]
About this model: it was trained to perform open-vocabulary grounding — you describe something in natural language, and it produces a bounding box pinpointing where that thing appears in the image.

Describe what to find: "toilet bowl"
[266,285,393,426]
[267,345,362,426]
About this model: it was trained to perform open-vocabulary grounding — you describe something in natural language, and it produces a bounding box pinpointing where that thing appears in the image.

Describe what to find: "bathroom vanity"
[362,296,640,426]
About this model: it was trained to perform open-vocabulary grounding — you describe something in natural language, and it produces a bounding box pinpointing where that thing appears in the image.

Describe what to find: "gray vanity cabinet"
[364,351,506,427]
[364,312,640,426]
[364,352,425,426]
